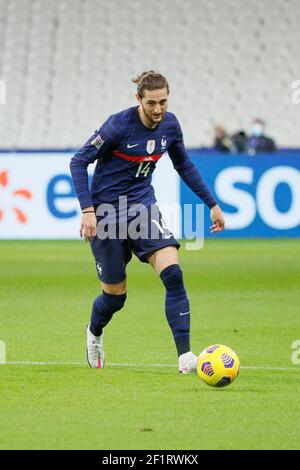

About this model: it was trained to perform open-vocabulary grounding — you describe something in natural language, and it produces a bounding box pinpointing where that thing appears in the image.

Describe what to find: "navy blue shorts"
[90,204,180,284]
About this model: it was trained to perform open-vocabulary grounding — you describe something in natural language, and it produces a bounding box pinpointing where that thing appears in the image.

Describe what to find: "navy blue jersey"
[70,106,217,213]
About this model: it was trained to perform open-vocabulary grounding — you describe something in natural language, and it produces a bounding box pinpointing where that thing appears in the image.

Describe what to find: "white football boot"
[86,324,105,369]
[178,351,198,374]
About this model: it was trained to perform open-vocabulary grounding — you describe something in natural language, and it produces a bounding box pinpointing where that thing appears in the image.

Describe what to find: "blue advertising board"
[1,149,300,239]
[180,150,300,238]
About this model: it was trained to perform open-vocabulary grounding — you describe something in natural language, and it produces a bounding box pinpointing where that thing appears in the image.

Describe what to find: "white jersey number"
[135,162,152,178]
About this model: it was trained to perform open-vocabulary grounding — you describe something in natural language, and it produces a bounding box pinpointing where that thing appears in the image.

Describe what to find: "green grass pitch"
[0,239,300,450]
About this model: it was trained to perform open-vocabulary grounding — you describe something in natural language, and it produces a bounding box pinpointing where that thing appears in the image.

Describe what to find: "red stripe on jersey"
[113,151,162,162]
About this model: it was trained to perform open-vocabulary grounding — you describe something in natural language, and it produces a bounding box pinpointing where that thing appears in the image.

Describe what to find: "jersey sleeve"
[168,119,217,209]
[70,116,119,210]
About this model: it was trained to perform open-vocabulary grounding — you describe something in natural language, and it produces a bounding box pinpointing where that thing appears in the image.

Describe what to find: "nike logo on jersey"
[127,143,139,148]
[179,311,190,316]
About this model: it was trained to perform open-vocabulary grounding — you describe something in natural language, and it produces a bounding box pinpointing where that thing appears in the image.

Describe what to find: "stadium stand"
[0,0,299,149]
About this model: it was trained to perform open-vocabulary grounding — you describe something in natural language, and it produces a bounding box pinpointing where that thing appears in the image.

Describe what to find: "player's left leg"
[147,246,198,373]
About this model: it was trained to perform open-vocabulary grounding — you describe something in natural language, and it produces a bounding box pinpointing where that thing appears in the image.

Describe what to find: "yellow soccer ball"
[197,344,240,388]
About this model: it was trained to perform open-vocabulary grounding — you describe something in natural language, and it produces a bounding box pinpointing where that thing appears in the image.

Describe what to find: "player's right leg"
[86,280,127,368]
[86,237,130,368]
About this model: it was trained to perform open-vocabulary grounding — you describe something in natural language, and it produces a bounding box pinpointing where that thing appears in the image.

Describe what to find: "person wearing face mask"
[247,118,277,155]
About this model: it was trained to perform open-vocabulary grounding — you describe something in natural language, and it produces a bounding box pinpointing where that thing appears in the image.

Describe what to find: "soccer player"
[70,71,225,373]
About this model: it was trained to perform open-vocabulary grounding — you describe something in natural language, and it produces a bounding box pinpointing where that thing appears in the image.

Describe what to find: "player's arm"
[70,118,118,240]
[168,121,225,233]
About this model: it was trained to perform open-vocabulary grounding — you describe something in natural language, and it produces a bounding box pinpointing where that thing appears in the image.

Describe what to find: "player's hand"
[210,204,225,233]
[80,210,97,241]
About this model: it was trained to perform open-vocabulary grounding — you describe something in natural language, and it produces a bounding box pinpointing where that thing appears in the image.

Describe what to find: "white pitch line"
[2,361,175,367]
[241,366,300,372]
[1,361,300,371]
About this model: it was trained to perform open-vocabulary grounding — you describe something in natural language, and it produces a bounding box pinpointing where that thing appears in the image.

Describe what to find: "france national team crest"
[146,140,155,154]
[96,263,102,276]
[161,137,167,150]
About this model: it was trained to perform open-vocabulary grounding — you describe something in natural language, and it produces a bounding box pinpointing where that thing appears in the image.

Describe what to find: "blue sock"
[160,264,190,357]
[90,291,126,337]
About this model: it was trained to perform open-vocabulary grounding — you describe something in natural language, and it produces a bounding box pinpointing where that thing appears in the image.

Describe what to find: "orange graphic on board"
[0,170,33,223]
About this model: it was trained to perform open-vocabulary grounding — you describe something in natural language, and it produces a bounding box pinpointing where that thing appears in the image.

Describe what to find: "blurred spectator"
[214,125,248,153]
[214,125,235,152]
[231,130,248,152]
[247,118,277,155]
